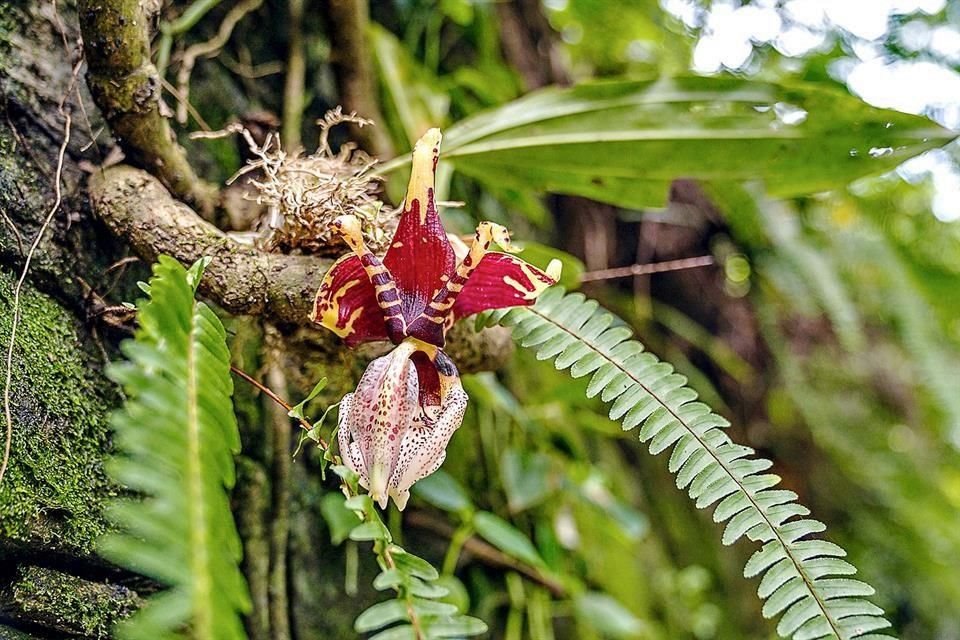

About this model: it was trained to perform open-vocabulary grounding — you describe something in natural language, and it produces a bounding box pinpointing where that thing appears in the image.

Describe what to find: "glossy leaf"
[412,470,474,513]
[423,76,956,209]
[501,449,555,512]
[574,592,646,638]
[319,492,360,545]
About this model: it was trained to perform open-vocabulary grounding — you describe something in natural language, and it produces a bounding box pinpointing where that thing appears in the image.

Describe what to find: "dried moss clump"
[229,109,395,256]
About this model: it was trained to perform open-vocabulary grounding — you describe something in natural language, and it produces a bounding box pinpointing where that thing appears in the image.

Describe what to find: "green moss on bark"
[0,268,113,553]
[6,566,139,637]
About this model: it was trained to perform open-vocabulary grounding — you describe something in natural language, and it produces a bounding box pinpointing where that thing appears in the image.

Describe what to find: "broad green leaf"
[319,492,360,545]
[500,449,555,512]
[356,600,409,633]
[574,592,645,638]
[432,576,470,612]
[350,520,391,542]
[472,511,544,567]
[369,626,416,640]
[390,547,441,581]
[380,76,956,209]
[412,470,474,513]
[425,616,489,638]
[370,23,450,150]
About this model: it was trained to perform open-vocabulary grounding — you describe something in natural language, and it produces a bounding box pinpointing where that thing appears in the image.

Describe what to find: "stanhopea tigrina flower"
[314,128,560,509]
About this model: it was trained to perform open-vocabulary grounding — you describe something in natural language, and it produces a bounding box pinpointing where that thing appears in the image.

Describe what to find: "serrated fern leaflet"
[101,256,250,640]
[482,287,895,640]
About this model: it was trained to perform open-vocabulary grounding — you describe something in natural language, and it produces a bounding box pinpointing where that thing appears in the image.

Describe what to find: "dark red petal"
[383,129,456,322]
[452,253,557,319]
[412,350,441,410]
[311,254,389,346]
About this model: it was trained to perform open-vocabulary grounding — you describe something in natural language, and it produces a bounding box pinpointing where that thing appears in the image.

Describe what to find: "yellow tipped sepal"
[404,128,443,220]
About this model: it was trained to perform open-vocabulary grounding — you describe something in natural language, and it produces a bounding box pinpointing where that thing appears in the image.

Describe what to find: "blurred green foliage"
[152,0,960,637]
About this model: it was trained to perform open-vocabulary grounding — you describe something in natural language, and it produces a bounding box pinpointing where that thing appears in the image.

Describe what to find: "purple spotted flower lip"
[313,129,560,509]
[337,340,468,510]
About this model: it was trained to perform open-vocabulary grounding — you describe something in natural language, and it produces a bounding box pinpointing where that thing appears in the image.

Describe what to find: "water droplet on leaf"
[868,146,894,158]
[773,102,808,125]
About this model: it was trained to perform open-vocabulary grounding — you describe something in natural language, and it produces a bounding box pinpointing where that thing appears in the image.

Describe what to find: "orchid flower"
[312,129,560,509]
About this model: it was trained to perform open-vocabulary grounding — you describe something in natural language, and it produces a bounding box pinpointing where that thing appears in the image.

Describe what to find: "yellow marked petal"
[316,278,364,338]
[503,260,556,300]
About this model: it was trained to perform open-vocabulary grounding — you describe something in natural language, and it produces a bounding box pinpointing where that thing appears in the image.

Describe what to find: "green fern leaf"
[485,288,895,640]
[101,256,250,640]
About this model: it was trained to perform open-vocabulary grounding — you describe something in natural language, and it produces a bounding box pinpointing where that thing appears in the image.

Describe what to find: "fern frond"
[482,288,895,640]
[102,256,250,640]
[333,468,488,640]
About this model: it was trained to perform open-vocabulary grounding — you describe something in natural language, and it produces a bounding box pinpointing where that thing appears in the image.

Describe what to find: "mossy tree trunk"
[0,1,145,636]
[0,1,384,637]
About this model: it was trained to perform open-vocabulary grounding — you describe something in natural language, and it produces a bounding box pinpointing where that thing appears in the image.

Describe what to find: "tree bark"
[0,1,140,635]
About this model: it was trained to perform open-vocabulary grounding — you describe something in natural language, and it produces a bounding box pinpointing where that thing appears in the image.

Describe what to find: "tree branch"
[78,0,218,216]
[87,165,513,372]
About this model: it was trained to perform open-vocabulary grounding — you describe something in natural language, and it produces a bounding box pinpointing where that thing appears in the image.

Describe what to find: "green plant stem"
[381,545,427,640]
[155,34,173,78]
[441,523,474,576]
[156,0,224,76]
[345,540,359,596]
[406,511,567,597]
[266,358,292,640]
[169,0,225,34]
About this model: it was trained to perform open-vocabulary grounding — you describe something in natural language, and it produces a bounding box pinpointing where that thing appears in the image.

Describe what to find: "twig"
[579,255,715,283]
[158,76,212,131]
[0,110,71,487]
[88,166,514,373]
[104,255,141,274]
[174,0,264,125]
[156,0,225,76]
[220,54,284,79]
[229,364,329,449]
[405,510,568,598]
[51,1,102,164]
